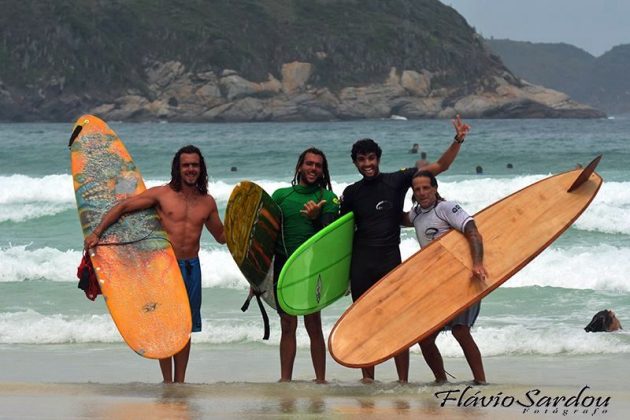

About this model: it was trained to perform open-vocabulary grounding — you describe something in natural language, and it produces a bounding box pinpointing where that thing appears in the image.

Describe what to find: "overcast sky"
[440,0,629,56]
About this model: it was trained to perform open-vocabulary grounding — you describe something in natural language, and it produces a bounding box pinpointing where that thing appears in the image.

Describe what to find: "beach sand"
[1,343,627,418]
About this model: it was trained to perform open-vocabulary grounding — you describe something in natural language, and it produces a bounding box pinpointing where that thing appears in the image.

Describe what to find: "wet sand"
[1,343,627,418]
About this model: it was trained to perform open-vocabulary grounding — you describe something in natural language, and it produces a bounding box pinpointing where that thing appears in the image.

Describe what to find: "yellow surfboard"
[329,157,603,367]
[224,181,281,309]
[69,115,191,359]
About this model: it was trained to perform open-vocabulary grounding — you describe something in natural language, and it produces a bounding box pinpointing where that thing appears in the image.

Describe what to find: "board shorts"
[445,302,480,329]
[178,257,202,332]
[350,245,401,301]
[272,254,288,315]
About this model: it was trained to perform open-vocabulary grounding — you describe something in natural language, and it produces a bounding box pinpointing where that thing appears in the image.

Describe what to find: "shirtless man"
[84,145,225,383]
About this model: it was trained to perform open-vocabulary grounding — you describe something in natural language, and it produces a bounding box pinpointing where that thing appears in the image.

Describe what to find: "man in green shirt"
[272,147,339,383]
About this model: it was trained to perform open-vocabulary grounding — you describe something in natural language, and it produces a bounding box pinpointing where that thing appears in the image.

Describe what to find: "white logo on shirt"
[376,200,393,210]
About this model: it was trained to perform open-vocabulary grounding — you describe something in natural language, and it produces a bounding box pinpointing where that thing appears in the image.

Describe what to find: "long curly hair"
[169,145,208,195]
[291,147,333,190]
[411,170,444,204]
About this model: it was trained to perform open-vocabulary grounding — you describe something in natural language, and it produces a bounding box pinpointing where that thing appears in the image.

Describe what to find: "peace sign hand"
[452,114,471,142]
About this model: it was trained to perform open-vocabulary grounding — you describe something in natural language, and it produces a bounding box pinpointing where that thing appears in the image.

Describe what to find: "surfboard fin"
[68,125,83,149]
[567,155,602,193]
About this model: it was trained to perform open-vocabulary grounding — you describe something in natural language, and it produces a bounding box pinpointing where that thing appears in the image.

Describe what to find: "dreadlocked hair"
[411,170,444,204]
[169,145,208,195]
[291,147,333,190]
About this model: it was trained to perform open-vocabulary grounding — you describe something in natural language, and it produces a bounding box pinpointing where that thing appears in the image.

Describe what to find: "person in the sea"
[409,143,420,154]
[340,115,471,384]
[416,151,429,168]
[271,147,339,384]
[402,170,487,385]
[83,145,226,383]
[584,310,622,332]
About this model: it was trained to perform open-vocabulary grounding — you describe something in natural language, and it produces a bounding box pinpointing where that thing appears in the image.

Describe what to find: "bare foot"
[473,379,487,386]
[430,379,448,386]
[277,378,291,383]
[360,377,374,384]
[313,378,328,384]
[397,379,408,385]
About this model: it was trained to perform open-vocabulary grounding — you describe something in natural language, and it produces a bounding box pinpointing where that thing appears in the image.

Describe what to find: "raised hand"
[300,200,327,220]
[452,114,471,142]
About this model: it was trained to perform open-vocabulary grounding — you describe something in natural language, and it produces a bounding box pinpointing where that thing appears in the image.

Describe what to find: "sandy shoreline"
[1,343,627,418]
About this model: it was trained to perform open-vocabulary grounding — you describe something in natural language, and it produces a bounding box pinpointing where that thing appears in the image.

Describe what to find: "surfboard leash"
[91,229,174,248]
[241,289,271,340]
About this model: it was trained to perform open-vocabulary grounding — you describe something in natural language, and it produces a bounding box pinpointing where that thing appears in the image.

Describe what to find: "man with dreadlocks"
[84,145,225,383]
[271,147,339,383]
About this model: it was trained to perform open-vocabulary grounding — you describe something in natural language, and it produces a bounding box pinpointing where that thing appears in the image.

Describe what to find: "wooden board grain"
[224,181,281,308]
[329,161,603,367]
[70,115,191,359]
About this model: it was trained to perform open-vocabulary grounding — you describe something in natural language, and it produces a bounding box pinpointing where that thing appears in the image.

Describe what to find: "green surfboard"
[277,212,354,315]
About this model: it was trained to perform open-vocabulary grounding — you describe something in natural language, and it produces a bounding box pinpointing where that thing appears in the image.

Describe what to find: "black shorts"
[350,245,401,301]
[273,254,288,315]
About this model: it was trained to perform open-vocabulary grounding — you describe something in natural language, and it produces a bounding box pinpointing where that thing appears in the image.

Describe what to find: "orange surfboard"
[329,157,603,367]
[69,115,191,359]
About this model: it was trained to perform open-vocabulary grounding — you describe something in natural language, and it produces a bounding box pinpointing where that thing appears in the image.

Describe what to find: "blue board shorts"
[445,302,481,329]
[178,257,202,332]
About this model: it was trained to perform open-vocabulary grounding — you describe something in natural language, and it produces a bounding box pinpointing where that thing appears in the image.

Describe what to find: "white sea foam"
[0,175,347,221]
[0,244,251,289]
[2,309,629,356]
[0,310,120,344]
[434,325,630,357]
[3,242,630,292]
[0,245,81,283]
[4,174,625,235]
[399,240,630,292]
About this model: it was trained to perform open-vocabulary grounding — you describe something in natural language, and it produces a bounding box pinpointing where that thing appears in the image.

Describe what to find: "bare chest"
[158,194,210,227]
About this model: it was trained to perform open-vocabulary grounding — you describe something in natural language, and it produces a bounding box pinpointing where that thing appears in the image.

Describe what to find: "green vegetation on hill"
[1,0,501,94]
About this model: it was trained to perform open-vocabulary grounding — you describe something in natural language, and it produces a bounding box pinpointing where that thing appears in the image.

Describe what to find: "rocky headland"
[0,0,604,122]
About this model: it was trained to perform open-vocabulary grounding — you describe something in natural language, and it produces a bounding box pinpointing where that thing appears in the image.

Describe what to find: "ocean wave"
[2,309,629,356]
[440,325,630,357]
[2,242,630,293]
[0,310,120,344]
[0,174,345,222]
[400,240,630,292]
[0,245,80,283]
[0,245,251,288]
[3,174,627,235]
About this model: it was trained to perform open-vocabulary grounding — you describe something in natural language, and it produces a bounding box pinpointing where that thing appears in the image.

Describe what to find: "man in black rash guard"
[340,115,471,384]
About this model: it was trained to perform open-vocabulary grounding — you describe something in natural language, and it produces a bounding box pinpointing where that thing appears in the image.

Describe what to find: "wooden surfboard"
[69,115,191,359]
[277,212,354,316]
[224,181,281,308]
[329,157,603,367]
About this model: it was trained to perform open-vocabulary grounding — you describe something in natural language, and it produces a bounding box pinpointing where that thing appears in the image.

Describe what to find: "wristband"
[454,134,465,144]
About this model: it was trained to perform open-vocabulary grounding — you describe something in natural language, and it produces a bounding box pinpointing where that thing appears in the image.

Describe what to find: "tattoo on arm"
[464,221,484,265]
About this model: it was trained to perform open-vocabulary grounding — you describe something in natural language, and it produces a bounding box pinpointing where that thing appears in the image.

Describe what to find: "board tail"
[567,155,602,193]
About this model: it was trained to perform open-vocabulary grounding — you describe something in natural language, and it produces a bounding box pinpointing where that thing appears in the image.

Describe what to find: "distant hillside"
[486,39,630,115]
[0,0,603,121]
